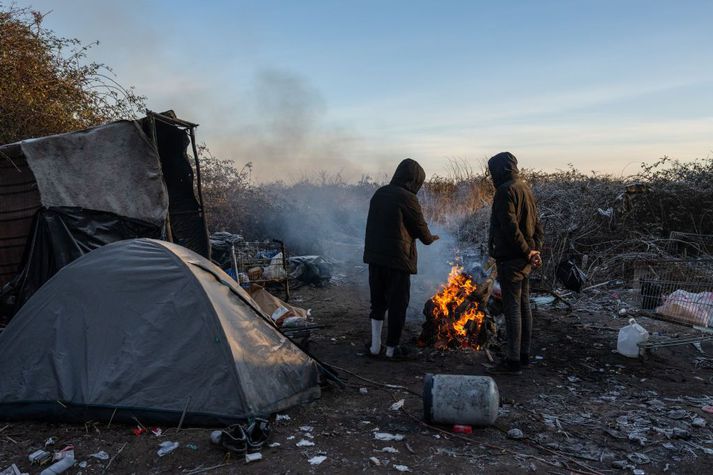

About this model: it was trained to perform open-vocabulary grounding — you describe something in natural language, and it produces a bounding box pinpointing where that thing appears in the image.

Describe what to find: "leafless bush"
[0,4,145,144]
[200,152,713,286]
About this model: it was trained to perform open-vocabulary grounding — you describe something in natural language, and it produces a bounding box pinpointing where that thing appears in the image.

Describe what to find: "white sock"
[370,319,383,355]
[386,346,395,358]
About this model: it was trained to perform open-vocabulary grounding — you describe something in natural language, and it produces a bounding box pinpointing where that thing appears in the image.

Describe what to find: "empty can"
[423,373,499,426]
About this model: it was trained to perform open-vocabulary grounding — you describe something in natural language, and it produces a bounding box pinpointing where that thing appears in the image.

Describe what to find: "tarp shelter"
[0,239,321,425]
[0,111,210,317]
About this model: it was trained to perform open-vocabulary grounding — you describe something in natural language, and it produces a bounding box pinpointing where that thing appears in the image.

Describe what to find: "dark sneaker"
[363,342,384,358]
[487,359,522,375]
[385,346,416,361]
[520,353,530,367]
[221,424,248,453]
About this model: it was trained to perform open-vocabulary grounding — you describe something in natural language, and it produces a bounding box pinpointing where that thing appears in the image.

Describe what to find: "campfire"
[418,265,492,350]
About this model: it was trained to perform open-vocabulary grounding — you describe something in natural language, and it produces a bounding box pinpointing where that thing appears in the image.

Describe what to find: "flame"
[425,265,486,349]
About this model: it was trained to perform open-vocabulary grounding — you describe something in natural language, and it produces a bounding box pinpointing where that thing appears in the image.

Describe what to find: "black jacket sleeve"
[492,187,530,257]
[402,195,436,245]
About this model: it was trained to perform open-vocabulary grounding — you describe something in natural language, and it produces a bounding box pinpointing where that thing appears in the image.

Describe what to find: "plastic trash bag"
[288,256,332,286]
[262,253,287,280]
[556,259,587,292]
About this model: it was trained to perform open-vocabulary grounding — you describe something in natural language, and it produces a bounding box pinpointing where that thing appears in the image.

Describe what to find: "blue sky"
[20,0,713,181]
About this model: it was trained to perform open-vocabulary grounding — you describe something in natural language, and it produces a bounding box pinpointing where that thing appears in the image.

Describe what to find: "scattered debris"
[390,399,405,411]
[268,442,281,448]
[379,446,399,453]
[597,207,614,218]
[532,295,556,306]
[692,417,706,428]
[394,464,411,472]
[209,431,222,445]
[307,455,327,465]
[157,441,179,457]
[44,437,55,447]
[369,457,381,466]
[275,414,291,422]
[667,409,688,420]
[89,451,109,461]
[359,387,369,395]
[507,428,524,440]
[296,439,315,447]
[39,447,74,475]
[0,464,27,475]
[299,425,314,432]
[244,452,262,463]
[28,450,52,465]
[374,432,404,441]
[627,452,651,465]
[151,427,163,437]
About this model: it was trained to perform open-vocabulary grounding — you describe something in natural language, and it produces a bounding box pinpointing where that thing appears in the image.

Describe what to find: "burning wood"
[418,266,493,350]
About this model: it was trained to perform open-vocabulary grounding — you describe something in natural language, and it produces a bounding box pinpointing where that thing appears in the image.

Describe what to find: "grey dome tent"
[0,239,320,425]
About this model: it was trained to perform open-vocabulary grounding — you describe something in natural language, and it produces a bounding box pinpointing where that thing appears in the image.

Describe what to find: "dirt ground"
[2,260,713,474]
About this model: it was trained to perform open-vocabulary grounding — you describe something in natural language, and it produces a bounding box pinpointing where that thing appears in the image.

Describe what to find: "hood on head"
[488,152,519,187]
[391,158,426,194]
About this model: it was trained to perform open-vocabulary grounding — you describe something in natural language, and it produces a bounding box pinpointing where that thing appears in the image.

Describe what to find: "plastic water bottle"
[617,318,649,358]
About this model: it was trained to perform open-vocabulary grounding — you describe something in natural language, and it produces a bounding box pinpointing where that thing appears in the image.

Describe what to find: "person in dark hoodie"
[486,152,544,375]
[363,158,439,359]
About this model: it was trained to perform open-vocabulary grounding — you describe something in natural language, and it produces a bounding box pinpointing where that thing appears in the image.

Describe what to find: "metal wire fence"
[666,232,713,258]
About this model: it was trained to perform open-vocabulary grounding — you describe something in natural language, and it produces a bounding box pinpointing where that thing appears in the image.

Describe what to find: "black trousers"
[368,264,411,347]
[497,258,533,362]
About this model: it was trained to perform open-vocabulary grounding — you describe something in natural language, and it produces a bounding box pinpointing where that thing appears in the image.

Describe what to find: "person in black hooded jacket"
[486,152,544,375]
[363,158,439,359]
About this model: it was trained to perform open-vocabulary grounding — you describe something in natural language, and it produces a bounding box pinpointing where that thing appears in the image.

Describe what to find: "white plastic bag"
[263,253,287,281]
[617,318,649,358]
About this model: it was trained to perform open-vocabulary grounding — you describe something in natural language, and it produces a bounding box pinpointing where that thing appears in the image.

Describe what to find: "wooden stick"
[103,441,126,474]
[132,416,146,430]
[107,407,118,428]
[327,363,420,396]
[177,396,192,432]
[184,463,232,475]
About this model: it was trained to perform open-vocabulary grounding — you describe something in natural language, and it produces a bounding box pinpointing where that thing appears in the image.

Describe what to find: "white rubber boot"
[370,319,383,355]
